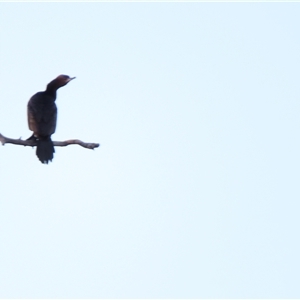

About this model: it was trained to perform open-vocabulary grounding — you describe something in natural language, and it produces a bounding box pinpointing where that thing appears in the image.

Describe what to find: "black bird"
[27,75,75,164]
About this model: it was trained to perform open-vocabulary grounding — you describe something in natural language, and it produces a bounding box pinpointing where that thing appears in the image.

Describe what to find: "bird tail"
[36,137,55,164]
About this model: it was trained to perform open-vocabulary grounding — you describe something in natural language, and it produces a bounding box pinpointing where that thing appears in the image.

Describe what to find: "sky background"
[0,2,300,299]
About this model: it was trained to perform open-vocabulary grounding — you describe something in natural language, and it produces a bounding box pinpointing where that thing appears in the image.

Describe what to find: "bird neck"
[45,80,60,98]
[44,88,57,99]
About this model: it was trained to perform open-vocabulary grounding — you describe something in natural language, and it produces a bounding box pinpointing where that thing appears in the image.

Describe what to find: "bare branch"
[0,133,100,150]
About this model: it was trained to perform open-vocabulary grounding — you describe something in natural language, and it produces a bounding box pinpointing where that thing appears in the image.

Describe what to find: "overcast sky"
[0,2,300,298]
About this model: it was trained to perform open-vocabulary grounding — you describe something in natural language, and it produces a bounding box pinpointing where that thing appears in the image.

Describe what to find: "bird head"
[55,75,76,87]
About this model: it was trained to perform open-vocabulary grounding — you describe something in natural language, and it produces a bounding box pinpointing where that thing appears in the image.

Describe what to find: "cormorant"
[27,75,75,164]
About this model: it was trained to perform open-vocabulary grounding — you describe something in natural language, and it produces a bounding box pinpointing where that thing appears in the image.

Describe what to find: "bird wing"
[27,92,57,136]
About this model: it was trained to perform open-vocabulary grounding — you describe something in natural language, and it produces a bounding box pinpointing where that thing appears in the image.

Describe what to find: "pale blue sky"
[0,2,300,298]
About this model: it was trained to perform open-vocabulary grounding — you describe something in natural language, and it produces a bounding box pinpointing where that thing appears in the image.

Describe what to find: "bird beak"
[69,77,76,81]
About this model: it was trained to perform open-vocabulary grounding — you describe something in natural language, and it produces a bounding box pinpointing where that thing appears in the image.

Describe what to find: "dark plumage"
[27,75,75,164]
